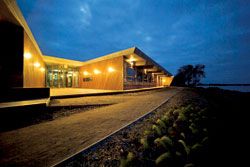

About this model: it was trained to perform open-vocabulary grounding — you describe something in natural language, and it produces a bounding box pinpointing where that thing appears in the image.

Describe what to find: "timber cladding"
[79,56,124,90]
[23,31,45,88]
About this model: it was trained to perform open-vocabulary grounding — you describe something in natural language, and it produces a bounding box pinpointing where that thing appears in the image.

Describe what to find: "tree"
[171,64,205,87]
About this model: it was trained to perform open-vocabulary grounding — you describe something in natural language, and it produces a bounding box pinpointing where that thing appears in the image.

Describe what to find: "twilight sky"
[17,0,250,83]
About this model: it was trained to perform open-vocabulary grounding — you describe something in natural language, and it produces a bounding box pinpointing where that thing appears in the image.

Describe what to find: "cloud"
[80,3,92,26]
[16,0,250,83]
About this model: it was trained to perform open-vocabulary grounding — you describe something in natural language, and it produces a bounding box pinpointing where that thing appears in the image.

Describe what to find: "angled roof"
[133,47,172,76]
[82,47,136,64]
[43,55,84,67]
[83,47,172,76]
[1,0,172,76]
[1,0,43,56]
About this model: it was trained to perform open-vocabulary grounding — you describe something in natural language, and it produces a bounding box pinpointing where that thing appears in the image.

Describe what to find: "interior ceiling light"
[128,56,136,62]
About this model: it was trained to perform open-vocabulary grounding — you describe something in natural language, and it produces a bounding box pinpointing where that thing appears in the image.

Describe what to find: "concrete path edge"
[50,87,166,100]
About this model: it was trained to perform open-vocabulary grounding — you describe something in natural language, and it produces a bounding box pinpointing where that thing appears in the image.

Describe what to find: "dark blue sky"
[17,0,250,83]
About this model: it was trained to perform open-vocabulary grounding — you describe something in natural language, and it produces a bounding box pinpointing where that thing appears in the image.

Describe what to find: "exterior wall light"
[24,52,32,59]
[40,67,45,72]
[108,67,115,72]
[34,62,40,67]
[94,69,101,74]
[83,71,89,76]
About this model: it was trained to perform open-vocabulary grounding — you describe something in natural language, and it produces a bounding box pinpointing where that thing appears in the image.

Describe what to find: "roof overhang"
[83,47,172,76]
[1,0,172,76]
[43,55,84,67]
[1,0,44,56]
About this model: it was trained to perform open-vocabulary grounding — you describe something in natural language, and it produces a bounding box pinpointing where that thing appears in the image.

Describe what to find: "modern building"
[0,0,173,91]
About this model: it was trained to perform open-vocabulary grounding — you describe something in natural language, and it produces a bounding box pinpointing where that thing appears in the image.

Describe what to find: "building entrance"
[46,64,79,88]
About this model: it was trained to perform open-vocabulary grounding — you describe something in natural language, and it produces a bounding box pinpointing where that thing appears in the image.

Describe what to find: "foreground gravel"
[0,88,181,167]
[62,88,202,166]
[63,88,250,167]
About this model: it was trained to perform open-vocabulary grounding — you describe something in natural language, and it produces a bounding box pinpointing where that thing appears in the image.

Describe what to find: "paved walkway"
[0,88,181,167]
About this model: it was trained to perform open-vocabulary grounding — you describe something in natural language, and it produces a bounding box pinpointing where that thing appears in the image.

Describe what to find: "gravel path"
[0,88,181,167]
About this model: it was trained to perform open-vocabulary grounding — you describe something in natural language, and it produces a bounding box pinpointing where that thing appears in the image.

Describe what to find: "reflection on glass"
[46,64,79,88]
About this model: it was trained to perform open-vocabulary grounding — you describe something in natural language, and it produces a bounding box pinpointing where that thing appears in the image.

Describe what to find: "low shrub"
[119,104,209,167]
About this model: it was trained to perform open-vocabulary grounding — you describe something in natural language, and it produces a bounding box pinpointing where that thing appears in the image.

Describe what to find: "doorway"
[46,64,79,88]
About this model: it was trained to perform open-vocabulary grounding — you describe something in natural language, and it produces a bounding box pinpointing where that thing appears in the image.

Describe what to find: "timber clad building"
[0,0,173,91]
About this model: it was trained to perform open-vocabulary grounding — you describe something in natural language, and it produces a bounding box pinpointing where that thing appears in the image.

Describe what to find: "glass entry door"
[46,64,79,88]
[66,74,72,87]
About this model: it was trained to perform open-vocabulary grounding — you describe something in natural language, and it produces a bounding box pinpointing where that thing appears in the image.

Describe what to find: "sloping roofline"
[2,0,43,56]
[134,47,172,76]
[43,55,84,67]
[83,47,172,76]
[44,47,172,76]
[3,0,172,76]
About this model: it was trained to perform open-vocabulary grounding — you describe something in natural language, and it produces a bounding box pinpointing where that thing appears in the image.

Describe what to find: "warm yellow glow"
[108,67,115,72]
[61,75,64,78]
[128,56,136,62]
[24,52,32,59]
[162,79,166,82]
[34,62,40,67]
[94,69,101,74]
[40,67,45,72]
[83,71,89,76]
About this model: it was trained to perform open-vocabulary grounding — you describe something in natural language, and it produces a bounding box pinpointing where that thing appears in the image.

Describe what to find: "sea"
[199,86,250,92]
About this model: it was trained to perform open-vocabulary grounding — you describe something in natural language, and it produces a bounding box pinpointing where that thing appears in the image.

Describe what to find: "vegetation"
[65,88,249,167]
[171,64,205,87]
[120,104,209,167]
